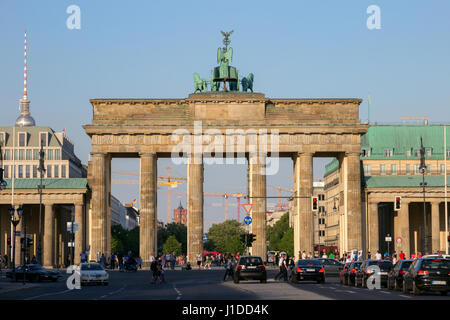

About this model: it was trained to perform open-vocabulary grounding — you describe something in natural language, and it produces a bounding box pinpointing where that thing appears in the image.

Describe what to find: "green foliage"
[266,212,293,256]
[163,235,182,255]
[111,225,140,256]
[206,220,245,254]
[158,223,187,254]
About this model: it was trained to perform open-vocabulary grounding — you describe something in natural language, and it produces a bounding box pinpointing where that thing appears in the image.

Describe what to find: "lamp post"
[37,141,45,265]
[9,205,23,279]
[419,137,428,254]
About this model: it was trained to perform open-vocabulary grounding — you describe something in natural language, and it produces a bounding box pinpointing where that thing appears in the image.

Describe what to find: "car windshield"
[297,260,321,267]
[421,259,450,270]
[368,260,392,268]
[239,257,263,266]
[81,264,104,271]
[27,265,43,270]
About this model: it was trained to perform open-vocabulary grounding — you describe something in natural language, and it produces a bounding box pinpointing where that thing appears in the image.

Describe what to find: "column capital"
[345,151,362,157]
[297,152,313,157]
[139,152,156,158]
[74,202,84,207]
[91,152,107,158]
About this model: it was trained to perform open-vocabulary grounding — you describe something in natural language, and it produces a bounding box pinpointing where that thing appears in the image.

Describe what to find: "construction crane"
[112,167,186,223]
[204,192,245,221]
[267,186,294,211]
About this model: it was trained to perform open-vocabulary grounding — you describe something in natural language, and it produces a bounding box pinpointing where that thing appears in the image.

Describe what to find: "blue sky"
[1,1,449,229]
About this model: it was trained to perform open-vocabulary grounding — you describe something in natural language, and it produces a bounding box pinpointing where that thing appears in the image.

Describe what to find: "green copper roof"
[364,176,450,188]
[4,178,88,189]
[361,125,450,160]
[0,126,62,148]
[324,158,339,177]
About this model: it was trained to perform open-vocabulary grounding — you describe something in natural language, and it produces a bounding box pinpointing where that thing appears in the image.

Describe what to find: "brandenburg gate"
[83,33,368,266]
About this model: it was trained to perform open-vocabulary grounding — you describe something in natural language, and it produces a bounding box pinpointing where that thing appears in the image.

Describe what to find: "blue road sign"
[244,216,252,225]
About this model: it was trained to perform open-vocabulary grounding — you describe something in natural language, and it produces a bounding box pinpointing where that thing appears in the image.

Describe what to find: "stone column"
[43,203,54,268]
[139,152,157,268]
[368,201,379,256]
[299,152,313,255]
[89,152,108,262]
[345,152,363,251]
[398,201,410,258]
[74,203,84,264]
[293,155,301,258]
[14,207,23,266]
[187,154,203,264]
[248,152,267,258]
[431,202,440,253]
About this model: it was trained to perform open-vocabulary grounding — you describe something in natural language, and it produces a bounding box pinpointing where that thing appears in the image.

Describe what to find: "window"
[380,164,386,175]
[25,165,30,178]
[426,165,431,174]
[26,149,32,160]
[40,133,48,147]
[318,194,325,201]
[406,149,411,157]
[414,165,420,174]
[33,165,37,178]
[19,150,24,160]
[318,230,325,237]
[61,165,66,178]
[47,149,53,160]
[414,150,420,157]
[4,149,11,160]
[18,165,23,178]
[447,149,450,158]
[4,165,9,178]
[441,164,446,175]
[54,165,59,178]
[33,149,39,160]
[319,206,325,213]
[364,164,371,175]
[47,165,52,178]
[384,149,393,157]
[406,164,411,175]
[362,149,370,157]
[391,164,397,175]
[0,132,4,145]
[18,132,26,147]
[55,149,61,160]
[426,148,432,157]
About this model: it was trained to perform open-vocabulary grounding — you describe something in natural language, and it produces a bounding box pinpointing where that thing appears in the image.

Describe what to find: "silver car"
[316,258,344,276]
[80,263,109,286]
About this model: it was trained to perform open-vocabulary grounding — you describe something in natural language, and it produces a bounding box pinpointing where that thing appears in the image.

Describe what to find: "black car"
[290,259,325,284]
[344,261,363,286]
[355,260,393,288]
[402,258,450,296]
[387,260,413,291]
[233,256,267,283]
[6,264,60,282]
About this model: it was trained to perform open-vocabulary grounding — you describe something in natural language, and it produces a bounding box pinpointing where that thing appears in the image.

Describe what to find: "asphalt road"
[0,268,449,300]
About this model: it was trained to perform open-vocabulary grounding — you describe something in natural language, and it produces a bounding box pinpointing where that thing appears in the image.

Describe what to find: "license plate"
[379,272,387,275]
[432,281,446,285]
[307,269,315,272]
[247,266,256,269]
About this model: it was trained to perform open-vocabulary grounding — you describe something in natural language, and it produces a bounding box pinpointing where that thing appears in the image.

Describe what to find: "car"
[316,258,344,276]
[402,257,450,296]
[354,260,393,288]
[387,259,413,291]
[80,263,109,285]
[422,254,450,259]
[233,256,267,283]
[339,262,352,285]
[344,261,363,286]
[6,264,60,282]
[290,259,325,284]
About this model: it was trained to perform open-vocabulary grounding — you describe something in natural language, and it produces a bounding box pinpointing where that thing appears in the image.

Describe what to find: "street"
[0,267,449,300]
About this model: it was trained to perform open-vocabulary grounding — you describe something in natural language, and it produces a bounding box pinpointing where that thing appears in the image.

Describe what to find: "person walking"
[171,252,176,270]
[110,253,116,270]
[375,250,382,260]
[275,254,287,281]
[302,251,307,260]
[150,258,158,284]
[399,251,405,260]
[223,257,234,281]
[197,253,202,269]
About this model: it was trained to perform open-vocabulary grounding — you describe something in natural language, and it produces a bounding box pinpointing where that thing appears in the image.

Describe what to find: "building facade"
[173,202,187,225]
[324,124,450,257]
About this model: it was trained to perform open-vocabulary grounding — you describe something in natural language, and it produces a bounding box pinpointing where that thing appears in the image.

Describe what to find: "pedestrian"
[171,252,176,270]
[275,254,287,281]
[3,255,8,268]
[110,253,116,270]
[418,252,422,258]
[399,251,405,260]
[31,255,37,264]
[392,253,398,264]
[302,251,307,260]
[118,252,124,271]
[100,253,107,268]
[329,252,335,260]
[307,252,312,259]
[158,262,166,283]
[375,250,382,260]
[197,253,202,269]
[80,251,87,263]
[367,251,371,260]
[150,259,158,283]
[223,257,234,281]
[138,256,142,269]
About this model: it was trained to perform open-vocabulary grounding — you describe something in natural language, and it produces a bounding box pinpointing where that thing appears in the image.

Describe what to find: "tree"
[158,223,187,254]
[206,220,245,254]
[267,212,293,256]
[163,235,182,255]
[111,225,140,256]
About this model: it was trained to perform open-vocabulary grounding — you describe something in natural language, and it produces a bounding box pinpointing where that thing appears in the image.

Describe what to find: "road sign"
[244,216,253,225]
[68,242,75,247]
[385,236,392,242]
[242,204,253,215]
[396,237,402,245]
[14,231,22,236]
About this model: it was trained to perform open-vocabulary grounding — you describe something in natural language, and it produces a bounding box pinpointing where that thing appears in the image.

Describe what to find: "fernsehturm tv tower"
[15,29,36,127]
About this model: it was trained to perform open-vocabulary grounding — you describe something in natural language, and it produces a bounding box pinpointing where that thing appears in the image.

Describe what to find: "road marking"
[97,285,126,300]
[24,289,71,300]
[173,283,182,300]
[399,294,412,299]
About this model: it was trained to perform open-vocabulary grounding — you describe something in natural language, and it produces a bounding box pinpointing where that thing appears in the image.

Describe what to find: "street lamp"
[37,141,46,265]
[9,205,23,277]
[419,137,428,254]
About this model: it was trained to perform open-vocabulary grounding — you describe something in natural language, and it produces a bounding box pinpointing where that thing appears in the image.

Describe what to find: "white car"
[80,263,109,285]
[422,254,450,259]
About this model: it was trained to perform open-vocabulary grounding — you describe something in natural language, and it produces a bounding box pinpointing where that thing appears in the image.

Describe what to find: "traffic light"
[240,234,247,246]
[26,238,33,247]
[448,235,450,243]
[312,196,318,212]
[7,237,11,246]
[394,196,401,211]
[246,233,256,247]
